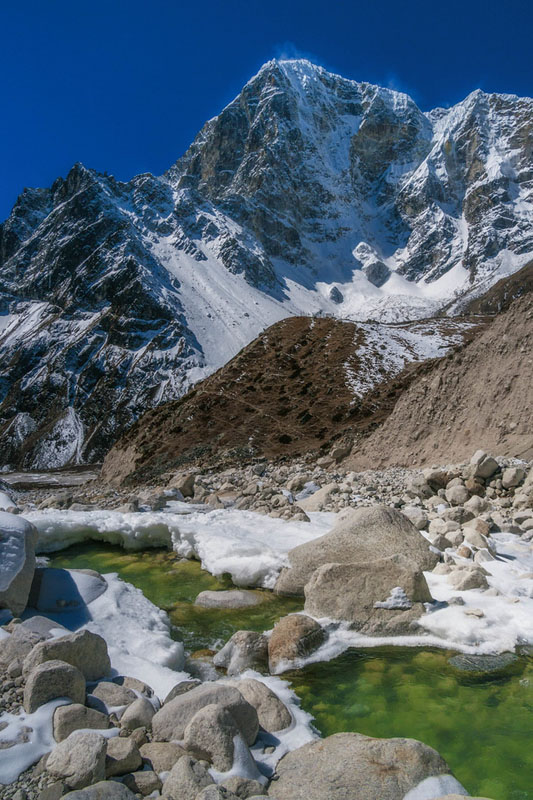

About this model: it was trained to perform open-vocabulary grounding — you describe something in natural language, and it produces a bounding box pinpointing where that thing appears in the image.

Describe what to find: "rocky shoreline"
[1,448,532,799]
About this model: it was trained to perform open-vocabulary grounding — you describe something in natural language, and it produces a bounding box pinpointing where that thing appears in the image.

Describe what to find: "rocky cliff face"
[1,59,532,467]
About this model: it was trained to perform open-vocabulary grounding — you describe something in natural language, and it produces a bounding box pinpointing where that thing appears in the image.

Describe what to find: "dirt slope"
[102,316,477,485]
[346,293,533,470]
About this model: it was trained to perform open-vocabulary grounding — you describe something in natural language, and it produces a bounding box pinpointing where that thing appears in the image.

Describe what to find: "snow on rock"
[27,508,335,588]
[0,511,38,616]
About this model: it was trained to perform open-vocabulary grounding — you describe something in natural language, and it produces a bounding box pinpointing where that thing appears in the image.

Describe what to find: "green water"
[49,543,533,800]
[48,543,302,652]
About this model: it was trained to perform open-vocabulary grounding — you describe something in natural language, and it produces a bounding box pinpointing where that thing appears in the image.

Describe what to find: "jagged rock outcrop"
[2,59,533,467]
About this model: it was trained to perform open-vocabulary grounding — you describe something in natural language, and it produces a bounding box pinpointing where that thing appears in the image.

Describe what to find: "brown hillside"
[102,316,477,485]
[346,293,533,470]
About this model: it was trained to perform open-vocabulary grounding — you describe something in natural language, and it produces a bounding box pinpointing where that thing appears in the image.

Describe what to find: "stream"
[48,542,533,800]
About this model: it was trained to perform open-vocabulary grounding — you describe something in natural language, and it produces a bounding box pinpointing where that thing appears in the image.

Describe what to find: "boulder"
[23,629,111,681]
[445,485,470,506]
[0,511,38,616]
[105,737,142,778]
[152,682,259,745]
[168,472,197,497]
[29,567,107,613]
[304,554,432,635]
[405,475,433,499]
[275,506,436,596]
[268,614,325,672]
[195,590,263,609]
[184,703,240,770]
[53,704,110,742]
[296,483,339,512]
[196,788,240,800]
[162,756,214,800]
[422,469,449,491]
[0,624,45,666]
[60,781,136,799]
[502,467,526,489]
[88,681,136,710]
[164,679,202,704]
[24,659,86,713]
[140,741,188,772]
[221,776,267,797]
[271,732,466,800]
[470,451,499,480]
[47,731,107,789]
[448,568,489,591]
[226,678,291,732]
[401,507,428,530]
[213,631,269,675]
[122,770,162,795]
[120,696,155,730]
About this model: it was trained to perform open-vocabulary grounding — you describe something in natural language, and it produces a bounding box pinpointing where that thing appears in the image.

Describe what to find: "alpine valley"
[1,58,533,468]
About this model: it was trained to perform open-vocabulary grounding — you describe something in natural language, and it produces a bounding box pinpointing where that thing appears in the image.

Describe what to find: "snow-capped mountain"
[1,59,532,467]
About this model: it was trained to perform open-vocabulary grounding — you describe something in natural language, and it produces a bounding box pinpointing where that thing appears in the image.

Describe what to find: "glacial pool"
[48,542,533,800]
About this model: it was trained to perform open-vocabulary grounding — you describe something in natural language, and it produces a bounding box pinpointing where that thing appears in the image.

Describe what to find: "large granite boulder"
[47,731,107,789]
[270,732,468,800]
[0,511,38,616]
[24,659,86,713]
[275,506,437,596]
[213,630,269,675]
[152,682,259,745]
[23,629,111,681]
[60,780,137,798]
[226,678,292,732]
[303,554,432,634]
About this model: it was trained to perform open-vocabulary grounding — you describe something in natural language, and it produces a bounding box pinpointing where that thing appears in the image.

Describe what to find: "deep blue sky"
[1,0,532,220]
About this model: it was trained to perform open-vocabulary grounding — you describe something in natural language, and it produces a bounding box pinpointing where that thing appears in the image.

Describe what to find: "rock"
[268,614,325,672]
[470,451,499,480]
[431,534,452,551]
[401,507,428,530]
[432,796,494,800]
[502,466,526,489]
[24,659,86,713]
[19,615,70,638]
[196,788,241,800]
[304,554,432,635]
[448,653,519,675]
[422,469,449,491]
[405,475,433,499]
[464,495,489,515]
[463,527,491,550]
[184,703,240,770]
[195,590,263,609]
[47,731,107,789]
[0,624,45,666]
[168,471,197,497]
[0,512,38,616]
[226,679,291,732]
[30,568,107,613]
[463,517,491,537]
[296,483,339,512]
[117,676,153,696]
[152,682,259,745]
[23,630,111,682]
[105,737,142,777]
[275,506,436,596]
[53,704,110,742]
[162,756,214,800]
[60,782,137,799]
[164,679,202,704]
[271,732,466,800]
[140,741,189,772]
[88,681,136,710]
[213,631,269,675]
[330,444,351,462]
[123,770,162,795]
[119,696,155,730]
[221,776,267,797]
[448,568,489,591]
[445,485,470,506]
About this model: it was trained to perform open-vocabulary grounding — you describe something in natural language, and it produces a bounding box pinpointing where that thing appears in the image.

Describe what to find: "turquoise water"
[49,543,533,799]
